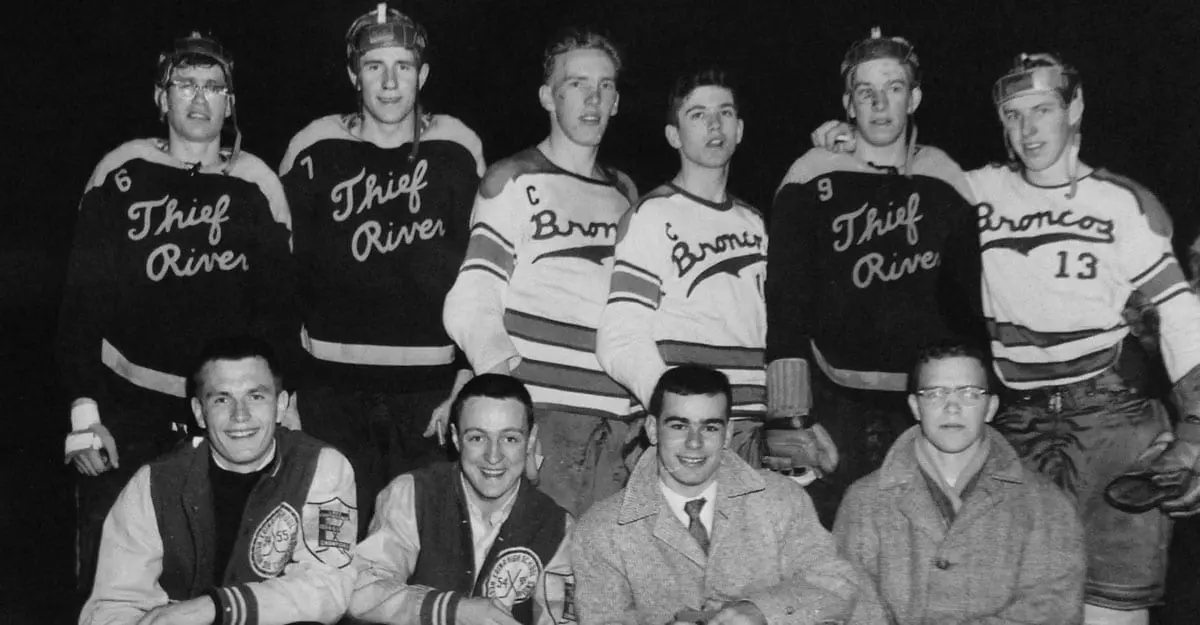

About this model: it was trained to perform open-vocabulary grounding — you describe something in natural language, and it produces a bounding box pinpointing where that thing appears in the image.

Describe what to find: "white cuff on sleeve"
[65,431,101,455]
[70,399,102,431]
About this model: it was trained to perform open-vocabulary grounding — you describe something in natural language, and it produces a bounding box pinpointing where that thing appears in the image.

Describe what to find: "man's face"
[908,356,998,456]
[353,46,428,127]
[190,357,285,473]
[453,396,532,504]
[843,58,920,148]
[540,48,619,148]
[648,392,731,497]
[160,64,230,144]
[1000,92,1075,176]
[666,85,743,170]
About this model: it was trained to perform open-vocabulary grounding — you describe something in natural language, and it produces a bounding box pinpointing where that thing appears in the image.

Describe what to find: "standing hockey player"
[58,32,296,598]
[766,28,982,526]
[597,67,767,465]
[279,3,485,533]
[978,54,1200,625]
[443,27,637,516]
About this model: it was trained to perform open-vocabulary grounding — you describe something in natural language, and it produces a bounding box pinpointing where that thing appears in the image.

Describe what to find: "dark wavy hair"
[450,373,535,432]
[649,365,732,420]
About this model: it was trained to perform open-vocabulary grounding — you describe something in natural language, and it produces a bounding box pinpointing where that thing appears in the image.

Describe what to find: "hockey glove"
[65,422,120,476]
[763,419,838,478]
[1105,430,1200,516]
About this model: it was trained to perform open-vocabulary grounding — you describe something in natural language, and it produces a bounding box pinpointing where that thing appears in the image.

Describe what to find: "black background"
[2,0,1198,621]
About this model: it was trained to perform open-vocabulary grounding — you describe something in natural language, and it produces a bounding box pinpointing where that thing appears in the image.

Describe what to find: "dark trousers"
[806,372,912,529]
[994,369,1171,611]
[75,376,187,601]
[299,386,449,539]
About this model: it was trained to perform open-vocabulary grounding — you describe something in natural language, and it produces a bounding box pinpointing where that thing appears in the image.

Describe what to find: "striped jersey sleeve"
[597,200,671,409]
[442,164,525,374]
[1105,171,1200,382]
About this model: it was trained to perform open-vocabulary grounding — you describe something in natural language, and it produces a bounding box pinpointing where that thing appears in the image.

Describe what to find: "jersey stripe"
[986,319,1124,349]
[504,309,630,416]
[505,309,596,353]
[461,225,516,280]
[613,259,661,285]
[731,385,767,405]
[512,358,628,398]
[657,340,766,417]
[101,339,187,398]
[1135,256,1188,303]
[993,342,1120,385]
[608,271,661,309]
[659,341,765,370]
[301,327,455,367]
[1131,254,1171,284]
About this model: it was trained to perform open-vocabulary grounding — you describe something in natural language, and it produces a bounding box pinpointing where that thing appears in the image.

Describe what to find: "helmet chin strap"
[1065,131,1081,200]
[904,122,918,177]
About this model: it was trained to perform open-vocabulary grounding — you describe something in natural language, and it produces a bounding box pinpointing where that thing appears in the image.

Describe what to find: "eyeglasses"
[169,80,230,100]
[915,386,990,406]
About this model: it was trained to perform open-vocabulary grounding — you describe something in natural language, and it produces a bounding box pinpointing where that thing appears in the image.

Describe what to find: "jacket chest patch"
[484,547,542,607]
[249,502,300,577]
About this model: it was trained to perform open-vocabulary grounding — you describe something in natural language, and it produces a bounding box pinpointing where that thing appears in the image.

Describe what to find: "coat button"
[785,607,795,615]
[934,558,951,570]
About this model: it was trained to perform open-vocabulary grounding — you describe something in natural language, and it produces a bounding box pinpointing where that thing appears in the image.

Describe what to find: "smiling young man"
[350,374,574,625]
[572,365,882,625]
[443,28,638,516]
[834,341,1084,624]
[80,336,357,625]
[597,67,768,466]
[765,28,982,527]
[278,3,485,536]
[972,54,1200,625]
[59,32,297,600]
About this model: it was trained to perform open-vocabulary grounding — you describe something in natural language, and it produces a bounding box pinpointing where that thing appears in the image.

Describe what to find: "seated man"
[573,365,882,625]
[80,336,358,625]
[350,373,574,625]
[834,341,1085,624]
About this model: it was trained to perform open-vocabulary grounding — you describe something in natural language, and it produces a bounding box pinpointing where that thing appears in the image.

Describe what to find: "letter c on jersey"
[526,186,540,205]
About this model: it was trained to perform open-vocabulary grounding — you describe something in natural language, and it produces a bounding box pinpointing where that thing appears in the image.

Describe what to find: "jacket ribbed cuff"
[208,584,259,625]
[420,590,464,625]
[767,358,812,420]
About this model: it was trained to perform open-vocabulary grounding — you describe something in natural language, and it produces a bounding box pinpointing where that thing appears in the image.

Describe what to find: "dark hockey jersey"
[57,139,297,418]
[279,113,485,391]
[766,146,982,391]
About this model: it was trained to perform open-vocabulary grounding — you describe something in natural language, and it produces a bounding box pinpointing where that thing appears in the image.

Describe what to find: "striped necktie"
[684,498,709,554]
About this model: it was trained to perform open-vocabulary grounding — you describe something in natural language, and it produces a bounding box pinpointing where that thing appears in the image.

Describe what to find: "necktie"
[684,498,709,554]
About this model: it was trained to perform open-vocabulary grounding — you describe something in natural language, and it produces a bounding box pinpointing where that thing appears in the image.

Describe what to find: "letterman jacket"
[80,429,358,625]
[350,462,575,625]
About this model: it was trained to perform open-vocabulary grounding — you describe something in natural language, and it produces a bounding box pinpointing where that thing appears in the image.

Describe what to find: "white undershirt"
[461,475,521,582]
[660,481,717,535]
